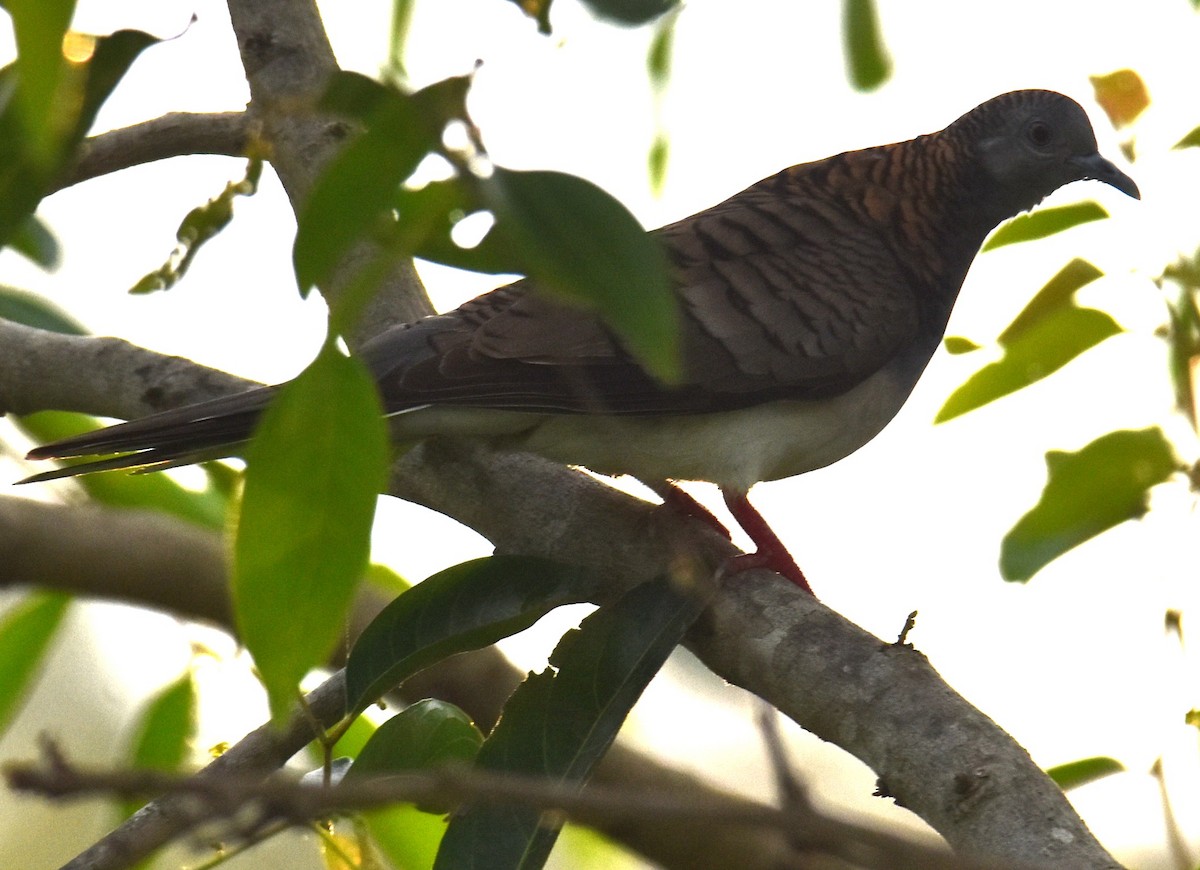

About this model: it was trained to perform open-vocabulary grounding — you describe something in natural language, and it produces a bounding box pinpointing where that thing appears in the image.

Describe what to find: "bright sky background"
[3,1,1200,867]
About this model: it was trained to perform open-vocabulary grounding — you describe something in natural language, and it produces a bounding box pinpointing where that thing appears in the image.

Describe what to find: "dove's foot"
[653,481,813,595]
[722,490,814,596]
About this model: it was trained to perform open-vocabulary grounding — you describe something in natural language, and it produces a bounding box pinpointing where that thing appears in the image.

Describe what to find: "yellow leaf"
[1089,69,1149,129]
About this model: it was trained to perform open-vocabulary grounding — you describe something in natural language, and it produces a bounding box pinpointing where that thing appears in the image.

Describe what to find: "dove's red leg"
[722,490,814,596]
[653,481,732,541]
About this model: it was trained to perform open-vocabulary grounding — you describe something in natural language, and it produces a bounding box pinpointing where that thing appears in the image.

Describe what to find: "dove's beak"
[1070,152,1140,200]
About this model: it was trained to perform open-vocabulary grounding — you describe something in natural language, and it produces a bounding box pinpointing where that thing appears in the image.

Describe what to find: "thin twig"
[53,112,251,193]
[7,739,1040,870]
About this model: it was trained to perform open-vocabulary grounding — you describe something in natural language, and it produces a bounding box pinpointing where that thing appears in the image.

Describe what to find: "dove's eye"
[1027,120,1053,148]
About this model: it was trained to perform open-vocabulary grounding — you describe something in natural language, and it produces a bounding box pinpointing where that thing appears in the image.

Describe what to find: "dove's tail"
[20,385,279,483]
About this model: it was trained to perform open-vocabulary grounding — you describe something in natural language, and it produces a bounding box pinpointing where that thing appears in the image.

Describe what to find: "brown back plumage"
[361,90,1133,416]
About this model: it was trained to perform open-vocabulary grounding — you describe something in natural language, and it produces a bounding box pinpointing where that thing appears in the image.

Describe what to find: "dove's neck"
[826,132,1004,342]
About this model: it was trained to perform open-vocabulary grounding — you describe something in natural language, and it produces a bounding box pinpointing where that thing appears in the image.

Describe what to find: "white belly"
[526,373,906,490]
[388,366,912,492]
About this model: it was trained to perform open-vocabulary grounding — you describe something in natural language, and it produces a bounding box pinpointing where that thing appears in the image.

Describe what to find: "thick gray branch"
[226,0,432,336]
[393,441,1121,870]
[0,318,253,420]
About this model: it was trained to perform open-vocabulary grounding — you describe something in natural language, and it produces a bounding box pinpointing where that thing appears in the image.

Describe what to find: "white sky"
[3,1,1200,867]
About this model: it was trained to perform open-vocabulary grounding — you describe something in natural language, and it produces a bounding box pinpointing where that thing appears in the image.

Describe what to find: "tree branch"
[0,494,794,870]
[0,318,253,420]
[7,739,1029,870]
[2,323,1122,869]
[52,112,252,194]
[389,440,1123,870]
[225,0,433,337]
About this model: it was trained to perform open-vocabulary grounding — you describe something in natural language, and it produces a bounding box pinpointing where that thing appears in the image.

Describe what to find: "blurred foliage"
[1000,428,1181,582]
[0,593,71,737]
[10,215,60,269]
[0,23,158,254]
[118,672,198,822]
[580,0,678,27]
[507,0,553,33]
[234,341,388,725]
[842,0,892,91]
[1158,249,1200,430]
[1090,69,1151,130]
[295,71,680,378]
[387,0,417,78]
[646,8,679,193]
[131,158,262,295]
[1175,125,1200,150]
[1046,756,1125,791]
[937,259,1122,423]
[0,284,83,334]
[982,202,1110,252]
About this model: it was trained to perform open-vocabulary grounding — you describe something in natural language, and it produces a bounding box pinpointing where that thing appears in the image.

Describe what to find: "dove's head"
[964,89,1139,218]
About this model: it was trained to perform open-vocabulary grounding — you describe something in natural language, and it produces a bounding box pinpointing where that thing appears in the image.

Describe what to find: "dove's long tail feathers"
[20,385,279,483]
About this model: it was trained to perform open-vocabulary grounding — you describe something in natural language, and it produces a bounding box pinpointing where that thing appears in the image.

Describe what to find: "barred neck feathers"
[777,131,994,302]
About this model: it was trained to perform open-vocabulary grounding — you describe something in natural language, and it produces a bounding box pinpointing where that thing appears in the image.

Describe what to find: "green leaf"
[646,11,676,88]
[998,259,1104,344]
[1161,265,1200,426]
[1090,69,1150,130]
[434,576,706,870]
[293,73,468,303]
[578,0,677,26]
[1173,125,1200,150]
[0,28,158,252]
[120,673,198,820]
[131,158,261,295]
[365,562,412,598]
[389,173,680,384]
[345,556,594,715]
[842,0,892,92]
[648,134,669,196]
[481,167,679,382]
[1001,428,1181,582]
[387,0,417,78]
[395,179,510,273]
[0,285,85,334]
[17,411,230,531]
[936,260,1119,422]
[1046,756,1124,791]
[358,790,451,870]
[0,592,71,736]
[645,10,676,195]
[10,215,60,269]
[982,202,1110,252]
[350,698,483,816]
[943,336,981,355]
[234,343,388,724]
[326,710,451,864]
[350,699,483,778]
[6,0,76,163]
